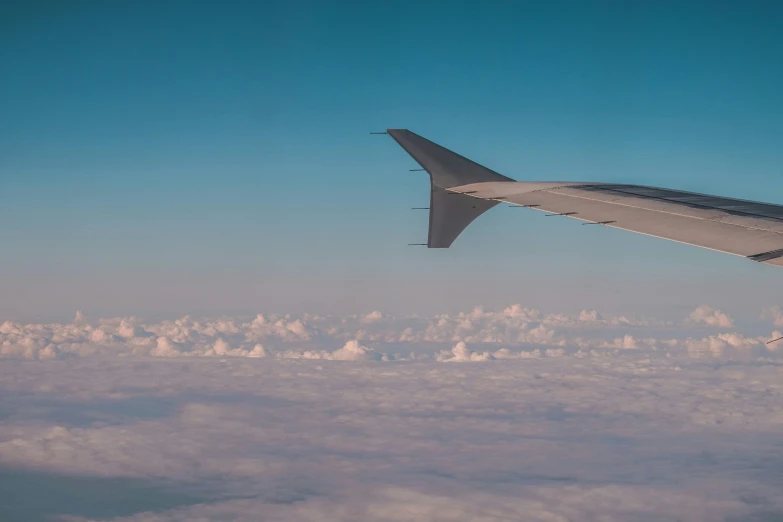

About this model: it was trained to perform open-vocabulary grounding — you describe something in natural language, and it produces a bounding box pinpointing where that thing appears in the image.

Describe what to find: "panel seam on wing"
[446,182,596,198]
[543,189,783,236]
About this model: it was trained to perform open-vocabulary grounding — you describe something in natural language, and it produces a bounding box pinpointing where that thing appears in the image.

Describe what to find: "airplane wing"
[385,129,783,268]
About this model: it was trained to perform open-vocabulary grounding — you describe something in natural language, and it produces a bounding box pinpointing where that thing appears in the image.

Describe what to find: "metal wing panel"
[550,186,783,234]
[449,181,783,267]
[569,185,783,233]
[578,184,783,220]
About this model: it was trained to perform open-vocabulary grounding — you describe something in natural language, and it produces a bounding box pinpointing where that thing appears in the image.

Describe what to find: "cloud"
[1,303,777,362]
[676,332,762,358]
[435,341,556,362]
[329,340,376,360]
[276,340,381,361]
[762,306,783,327]
[70,484,758,522]
[602,334,640,350]
[686,305,734,328]
[3,306,783,521]
[436,341,495,362]
[4,352,783,521]
[361,311,384,324]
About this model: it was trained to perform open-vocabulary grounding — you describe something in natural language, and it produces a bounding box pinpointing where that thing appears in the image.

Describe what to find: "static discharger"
[582,220,616,226]
[370,131,388,135]
[447,191,477,196]
[408,243,428,246]
[767,336,783,345]
[411,207,430,210]
[409,168,425,171]
[508,204,540,208]
[545,212,578,217]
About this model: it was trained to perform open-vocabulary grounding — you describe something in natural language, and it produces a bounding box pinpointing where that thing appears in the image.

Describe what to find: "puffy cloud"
[361,311,384,323]
[762,306,783,327]
[247,344,267,358]
[492,347,541,359]
[1,304,778,363]
[677,332,762,358]
[578,309,600,322]
[603,334,639,350]
[276,340,381,361]
[117,319,145,339]
[687,305,734,328]
[767,331,783,350]
[329,340,378,361]
[436,341,494,362]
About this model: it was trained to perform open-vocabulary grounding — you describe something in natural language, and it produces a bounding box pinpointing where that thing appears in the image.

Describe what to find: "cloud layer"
[1,304,780,362]
[3,304,783,520]
[3,350,783,521]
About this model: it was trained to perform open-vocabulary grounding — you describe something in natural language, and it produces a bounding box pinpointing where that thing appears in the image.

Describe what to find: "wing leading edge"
[386,129,783,268]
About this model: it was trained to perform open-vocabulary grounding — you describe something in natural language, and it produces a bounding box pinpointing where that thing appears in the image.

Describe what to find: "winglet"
[386,129,515,248]
[386,129,513,189]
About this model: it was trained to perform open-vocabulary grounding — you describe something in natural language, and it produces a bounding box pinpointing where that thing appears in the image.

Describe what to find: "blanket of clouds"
[3,304,783,521]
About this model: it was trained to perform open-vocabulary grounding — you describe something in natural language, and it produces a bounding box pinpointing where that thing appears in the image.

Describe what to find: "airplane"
[379,129,783,269]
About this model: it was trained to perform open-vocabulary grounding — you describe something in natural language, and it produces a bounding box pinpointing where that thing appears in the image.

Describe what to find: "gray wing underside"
[450,181,783,268]
[385,128,783,268]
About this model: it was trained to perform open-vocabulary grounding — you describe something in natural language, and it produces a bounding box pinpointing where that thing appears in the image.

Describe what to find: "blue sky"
[2,1,783,322]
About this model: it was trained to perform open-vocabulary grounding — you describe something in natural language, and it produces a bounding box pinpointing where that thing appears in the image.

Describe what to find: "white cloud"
[361,310,384,323]
[762,306,783,327]
[578,309,600,322]
[153,336,182,357]
[276,340,381,361]
[767,331,783,350]
[677,332,762,358]
[435,341,494,362]
[602,334,640,350]
[686,305,734,328]
[329,339,375,360]
[1,304,779,363]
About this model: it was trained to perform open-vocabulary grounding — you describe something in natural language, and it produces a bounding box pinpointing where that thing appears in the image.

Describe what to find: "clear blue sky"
[2,1,782,322]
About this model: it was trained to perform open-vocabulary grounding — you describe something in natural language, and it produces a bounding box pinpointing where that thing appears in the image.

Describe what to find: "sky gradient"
[2,1,783,322]
[4,5,783,518]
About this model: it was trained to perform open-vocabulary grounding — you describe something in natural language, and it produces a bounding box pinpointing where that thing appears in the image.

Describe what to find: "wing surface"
[385,128,783,267]
[449,181,783,268]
